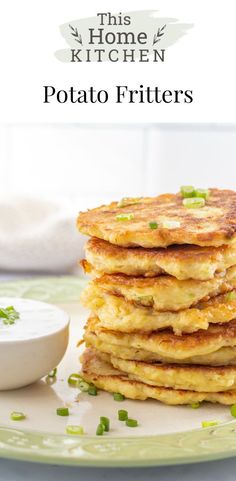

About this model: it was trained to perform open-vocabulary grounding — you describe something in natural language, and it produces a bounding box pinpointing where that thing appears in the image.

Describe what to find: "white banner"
[0,0,235,122]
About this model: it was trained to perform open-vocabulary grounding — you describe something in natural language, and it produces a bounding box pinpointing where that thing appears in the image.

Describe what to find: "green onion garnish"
[66,425,84,435]
[78,380,90,392]
[88,385,98,396]
[136,295,153,306]
[190,402,200,409]
[118,197,128,207]
[201,420,219,428]
[118,197,141,208]
[180,186,196,198]
[230,404,236,417]
[56,407,69,416]
[118,409,128,421]
[180,186,210,201]
[113,392,125,402]
[126,418,138,427]
[96,423,105,436]
[195,188,209,199]
[226,291,236,301]
[100,416,110,432]
[45,375,57,385]
[183,197,205,209]
[116,213,134,221]
[68,373,82,386]
[149,221,158,229]
[75,378,97,394]
[0,306,20,325]
[162,220,180,229]
[48,368,57,378]
[10,411,26,421]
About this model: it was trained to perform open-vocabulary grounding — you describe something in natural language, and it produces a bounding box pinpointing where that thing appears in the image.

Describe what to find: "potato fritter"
[85,333,236,366]
[81,349,236,405]
[109,355,236,392]
[84,316,236,360]
[81,286,236,335]
[91,266,236,311]
[77,189,236,248]
[83,237,236,281]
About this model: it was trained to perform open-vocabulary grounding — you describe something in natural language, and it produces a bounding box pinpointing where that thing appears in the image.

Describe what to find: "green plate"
[0,276,236,468]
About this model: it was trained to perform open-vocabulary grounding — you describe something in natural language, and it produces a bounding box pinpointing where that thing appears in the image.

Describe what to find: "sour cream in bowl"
[0,297,69,390]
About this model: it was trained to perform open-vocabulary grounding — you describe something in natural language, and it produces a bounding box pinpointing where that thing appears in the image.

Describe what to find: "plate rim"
[1,422,236,467]
[1,276,236,467]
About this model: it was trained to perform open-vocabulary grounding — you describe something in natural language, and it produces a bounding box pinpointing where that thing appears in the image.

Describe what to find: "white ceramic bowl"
[0,297,69,390]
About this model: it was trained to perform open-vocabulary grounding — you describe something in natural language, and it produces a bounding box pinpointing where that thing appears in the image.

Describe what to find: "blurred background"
[1,123,236,203]
[0,123,235,278]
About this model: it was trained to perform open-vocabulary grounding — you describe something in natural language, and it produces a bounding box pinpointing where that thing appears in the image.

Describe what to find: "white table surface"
[0,272,235,480]
[1,457,236,481]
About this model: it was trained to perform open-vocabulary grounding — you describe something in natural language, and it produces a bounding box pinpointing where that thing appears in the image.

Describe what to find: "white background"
[0,0,236,122]
[0,123,235,204]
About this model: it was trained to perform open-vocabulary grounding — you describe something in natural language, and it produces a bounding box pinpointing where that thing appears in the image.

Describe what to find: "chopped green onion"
[118,197,141,208]
[126,418,138,427]
[180,186,210,202]
[183,197,205,209]
[75,378,97,394]
[149,221,158,229]
[113,392,125,402]
[195,188,209,200]
[96,423,105,436]
[88,385,98,396]
[118,197,129,207]
[100,416,110,432]
[190,402,200,409]
[68,373,82,386]
[226,291,236,301]
[118,410,128,421]
[45,375,56,385]
[56,407,69,416]
[201,420,219,428]
[66,425,84,435]
[230,404,236,417]
[0,306,20,325]
[136,295,153,306]
[78,380,90,392]
[180,186,196,198]
[116,213,134,221]
[10,411,26,421]
[162,220,180,229]
[48,368,57,378]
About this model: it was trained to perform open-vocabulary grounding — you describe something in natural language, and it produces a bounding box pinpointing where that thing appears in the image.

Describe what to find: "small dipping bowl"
[0,297,70,390]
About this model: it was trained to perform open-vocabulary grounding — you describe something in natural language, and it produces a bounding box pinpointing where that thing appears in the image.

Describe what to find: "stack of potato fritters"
[77,189,236,405]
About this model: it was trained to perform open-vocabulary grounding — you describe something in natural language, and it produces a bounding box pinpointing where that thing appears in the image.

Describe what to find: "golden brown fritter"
[90,266,236,311]
[85,333,236,366]
[83,237,236,281]
[81,349,236,405]
[108,355,236,392]
[81,287,236,335]
[77,189,236,248]
[84,316,236,360]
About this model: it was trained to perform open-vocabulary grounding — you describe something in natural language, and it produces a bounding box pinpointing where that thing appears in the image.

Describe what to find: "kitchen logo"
[55,10,193,63]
